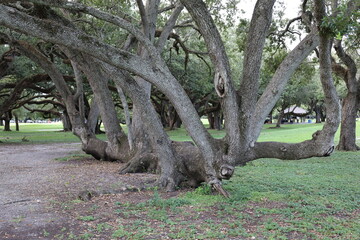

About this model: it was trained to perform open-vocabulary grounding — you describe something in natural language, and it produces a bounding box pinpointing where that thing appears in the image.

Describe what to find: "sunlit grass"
[1,120,360,144]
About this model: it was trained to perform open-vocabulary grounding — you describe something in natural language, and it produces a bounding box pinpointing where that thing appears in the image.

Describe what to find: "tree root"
[209,179,230,198]
[212,183,230,198]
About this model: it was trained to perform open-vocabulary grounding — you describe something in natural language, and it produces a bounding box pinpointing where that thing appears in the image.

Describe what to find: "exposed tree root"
[212,182,230,198]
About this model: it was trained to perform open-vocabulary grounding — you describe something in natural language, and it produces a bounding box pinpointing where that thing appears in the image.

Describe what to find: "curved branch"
[252,32,319,140]
[180,0,240,165]
[156,2,184,52]
[333,40,357,90]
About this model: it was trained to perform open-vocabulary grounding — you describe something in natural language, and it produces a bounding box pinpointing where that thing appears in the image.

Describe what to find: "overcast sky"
[236,0,304,48]
[238,0,303,20]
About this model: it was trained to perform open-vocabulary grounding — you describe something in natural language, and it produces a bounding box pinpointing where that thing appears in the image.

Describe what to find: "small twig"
[3,199,31,205]
[212,183,230,198]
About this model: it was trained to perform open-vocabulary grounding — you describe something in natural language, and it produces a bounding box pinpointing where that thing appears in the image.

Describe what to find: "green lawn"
[1,121,360,239]
[2,121,360,144]
[103,150,360,239]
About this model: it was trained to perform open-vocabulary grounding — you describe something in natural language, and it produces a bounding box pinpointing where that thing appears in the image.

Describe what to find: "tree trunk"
[69,52,130,162]
[61,111,72,132]
[276,110,285,128]
[332,39,359,151]
[3,111,11,131]
[214,111,222,130]
[314,105,322,123]
[208,113,215,129]
[336,93,359,150]
[105,66,182,190]
[86,99,100,134]
[15,115,19,131]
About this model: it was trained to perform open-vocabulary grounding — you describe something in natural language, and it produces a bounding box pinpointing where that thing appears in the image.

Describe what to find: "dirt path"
[0,143,157,239]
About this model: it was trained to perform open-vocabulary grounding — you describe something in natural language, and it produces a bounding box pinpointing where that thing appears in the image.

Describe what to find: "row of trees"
[0,0,359,194]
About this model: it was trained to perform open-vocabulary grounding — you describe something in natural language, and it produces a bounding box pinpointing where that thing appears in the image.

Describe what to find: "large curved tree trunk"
[332,39,359,151]
[61,111,72,132]
[337,93,359,151]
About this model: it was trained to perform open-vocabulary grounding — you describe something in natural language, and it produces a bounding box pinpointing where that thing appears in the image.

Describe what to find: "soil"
[0,142,166,239]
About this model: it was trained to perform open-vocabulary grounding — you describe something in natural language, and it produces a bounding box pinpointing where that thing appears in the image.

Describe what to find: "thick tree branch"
[238,0,275,119]
[180,0,240,168]
[156,2,184,52]
[252,32,319,140]
[246,0,341,162]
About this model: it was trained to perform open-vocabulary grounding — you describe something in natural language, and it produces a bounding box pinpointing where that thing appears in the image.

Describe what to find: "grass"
[1,120,360,239]
[90,152,359,239]
[2,120,360,144]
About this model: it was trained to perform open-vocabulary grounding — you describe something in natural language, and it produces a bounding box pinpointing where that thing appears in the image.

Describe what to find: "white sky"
[238,0,303,20]
[236,0,304,48]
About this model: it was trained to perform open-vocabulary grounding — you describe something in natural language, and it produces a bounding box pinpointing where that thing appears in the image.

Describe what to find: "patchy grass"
[50,151,360,240]
[2,121,360,239]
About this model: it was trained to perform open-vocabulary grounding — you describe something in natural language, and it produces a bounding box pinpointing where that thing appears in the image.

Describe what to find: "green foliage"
[321,3,360,40]
[78,215,96,221]
[235,19,250,53]
[191,183,212,195]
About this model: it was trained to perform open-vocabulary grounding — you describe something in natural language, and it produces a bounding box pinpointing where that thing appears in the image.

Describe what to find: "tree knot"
[280,146,287,152]
[323,146,334,157]
[214,71,226,98]
[312,130,321,140]
[219,164,234,179]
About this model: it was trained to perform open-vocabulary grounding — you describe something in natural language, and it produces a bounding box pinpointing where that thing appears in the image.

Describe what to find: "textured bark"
[333,41,359,151]
[104,65,181,190]
[69,53,129,161]
[9,39,114,161]
[86,99,100,134]
[180,0,240,167]
[115,85,134,150]
[337,94,359,151]
[71,60,85,123]
[14,114,19,131]
[3,111,11,131]
[61,111,72,132]
[236,0,275,155]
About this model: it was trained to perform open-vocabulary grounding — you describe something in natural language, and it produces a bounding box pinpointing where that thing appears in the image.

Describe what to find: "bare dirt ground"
[0,143,162,239]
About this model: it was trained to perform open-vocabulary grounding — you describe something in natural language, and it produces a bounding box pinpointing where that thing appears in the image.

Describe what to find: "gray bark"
[103,65,181,190]
[68,52,129,161]
[115,85,134,151]
[333,40,359,151]
[237,0,276,152]
[9,39,111,160]
[86,99,100,134]
[180,0,241,166]
[71,60,85,123]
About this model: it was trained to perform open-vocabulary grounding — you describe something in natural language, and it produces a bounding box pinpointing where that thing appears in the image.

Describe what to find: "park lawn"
[63,150,360,240]
[2,121,360,145]
[1,121,360,239]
